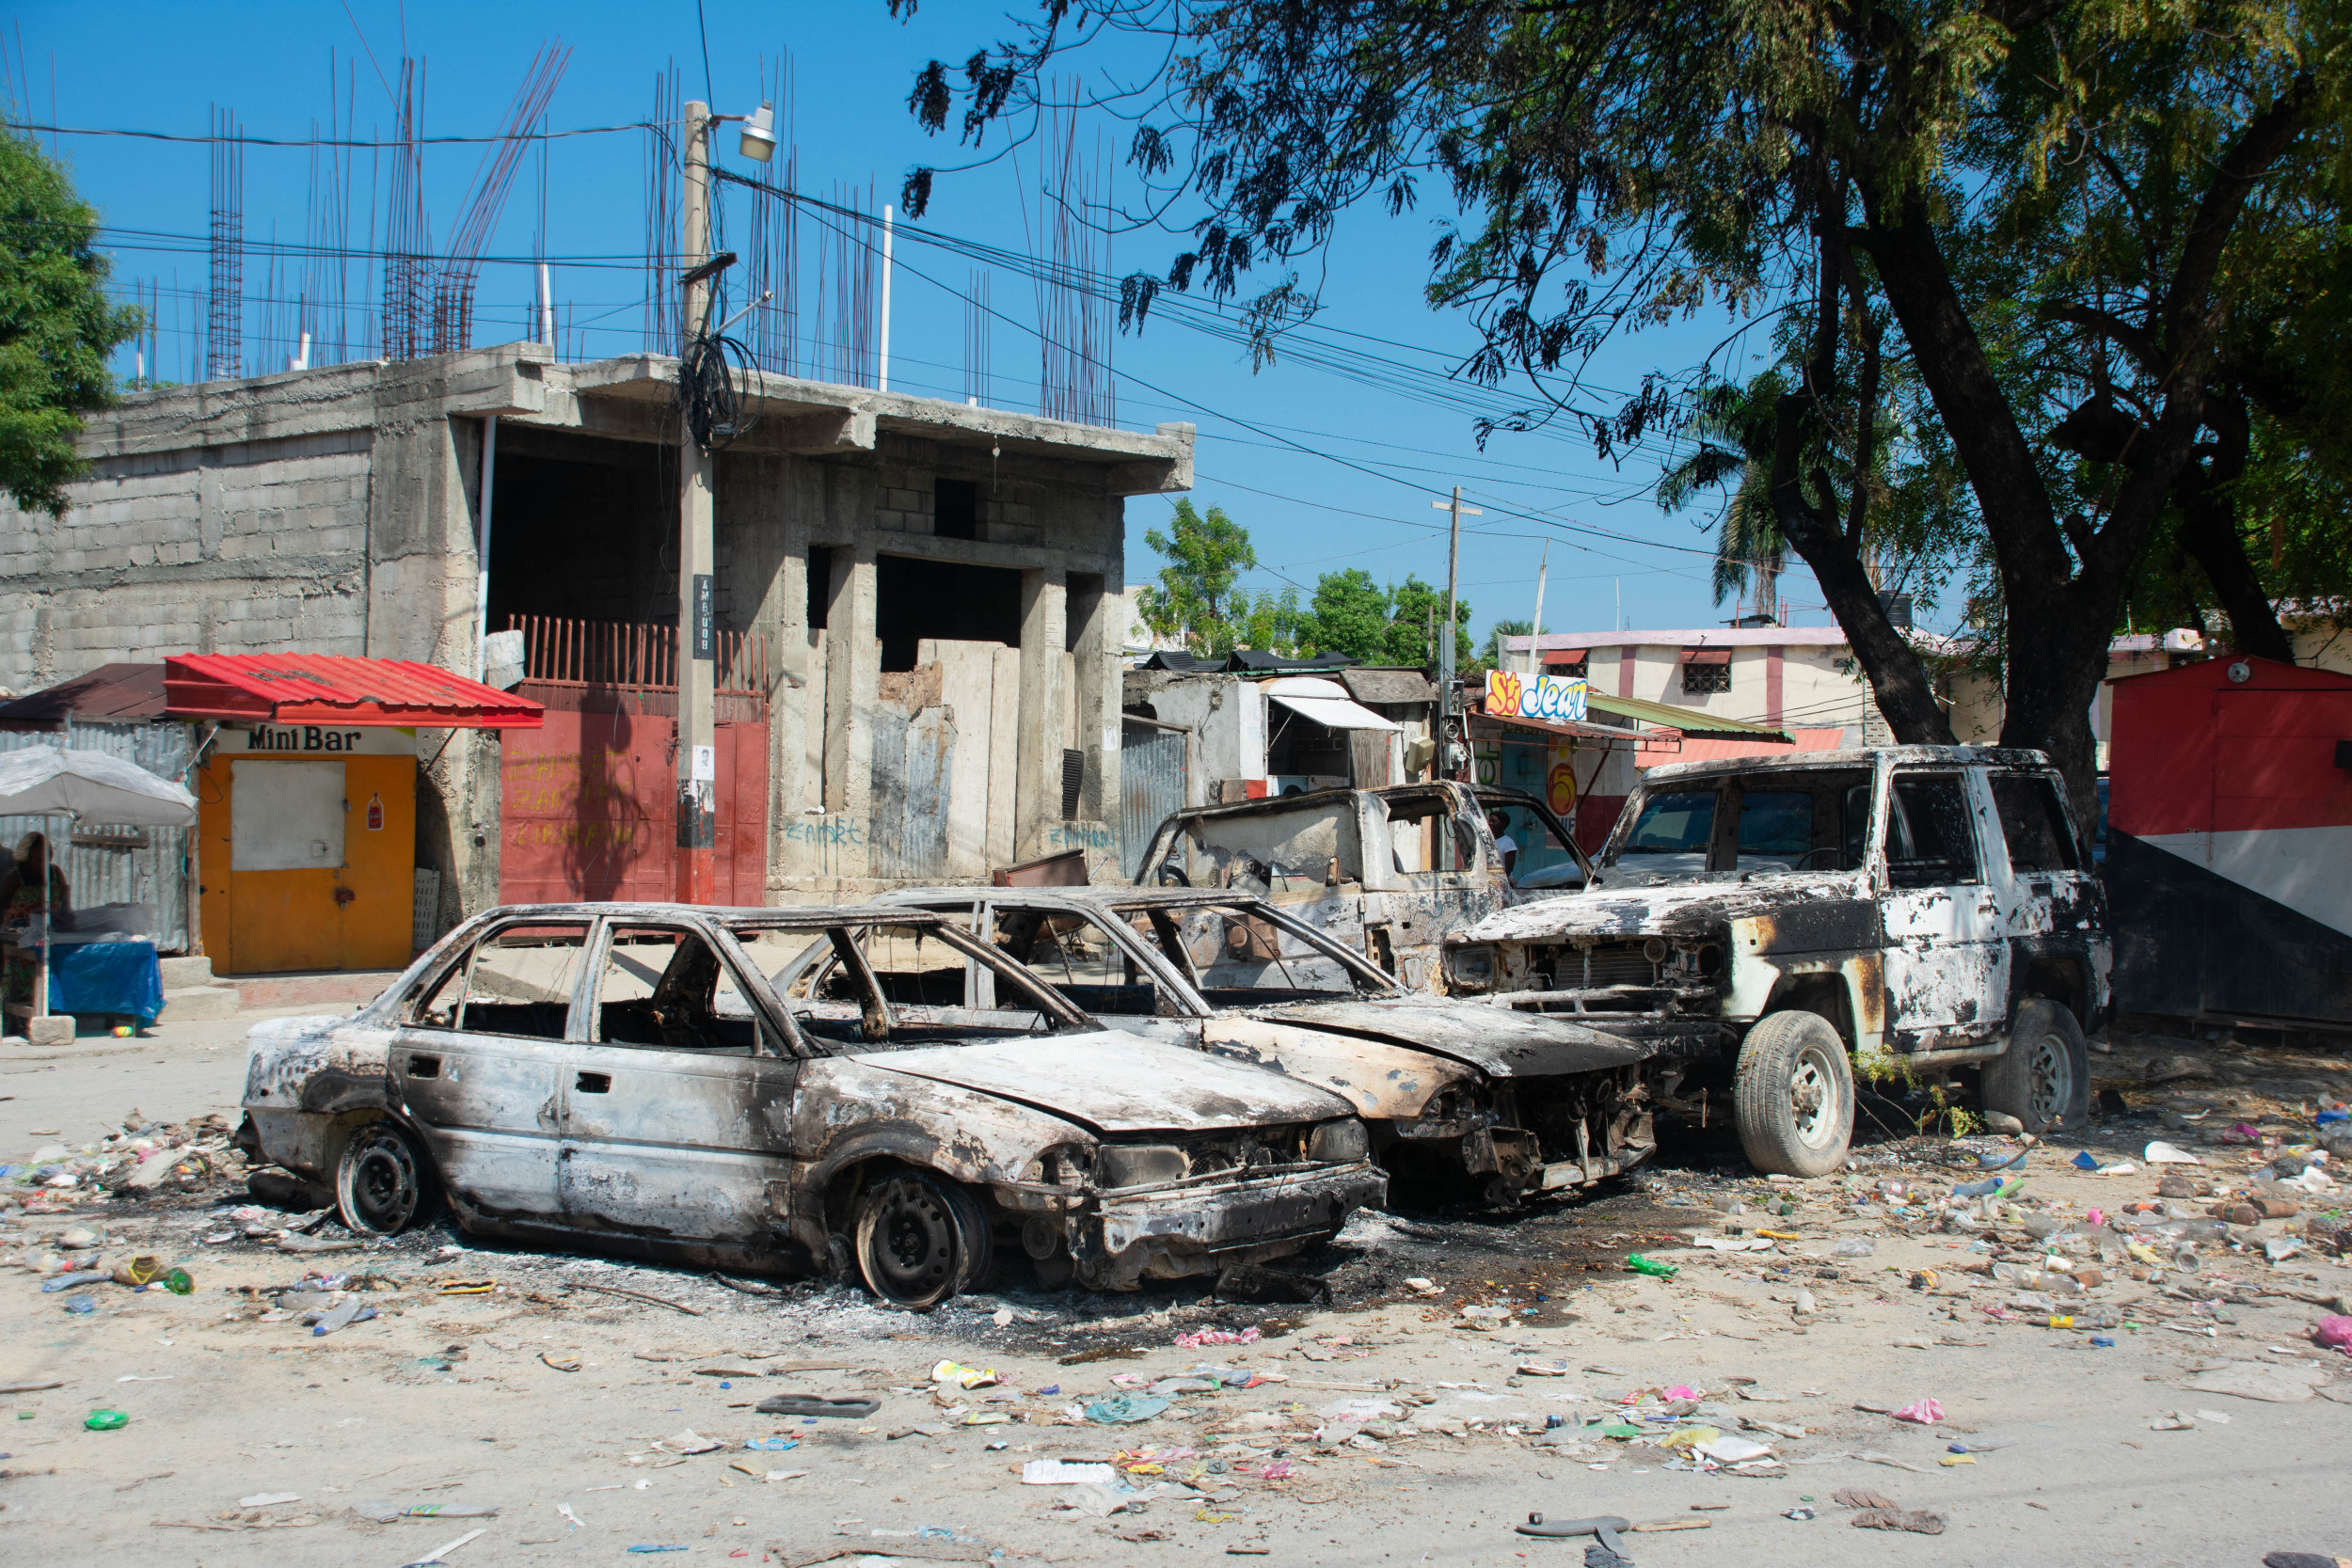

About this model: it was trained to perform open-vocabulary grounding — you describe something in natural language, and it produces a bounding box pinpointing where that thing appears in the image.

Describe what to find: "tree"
[896,1,2349,817]
[1485,618,1532,667]
[1136,499,1257,654]
[1237,587,1303,654]
[1297,568,1471,667]
[0,125,139,517]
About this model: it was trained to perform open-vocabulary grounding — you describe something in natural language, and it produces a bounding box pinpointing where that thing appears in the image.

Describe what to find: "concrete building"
[0,342,1193,952]
[1502,626,1875,738]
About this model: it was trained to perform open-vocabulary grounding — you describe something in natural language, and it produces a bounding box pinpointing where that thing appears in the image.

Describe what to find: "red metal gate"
[499,617,769,907]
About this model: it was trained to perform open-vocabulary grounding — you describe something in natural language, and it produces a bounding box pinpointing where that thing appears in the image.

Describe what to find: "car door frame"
[1875,762,2009,1048]
[388,912,596,1226]
[551,911,808,1259]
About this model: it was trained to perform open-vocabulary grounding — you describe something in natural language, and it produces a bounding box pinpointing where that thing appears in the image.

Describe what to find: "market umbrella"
[0,745,197,1025]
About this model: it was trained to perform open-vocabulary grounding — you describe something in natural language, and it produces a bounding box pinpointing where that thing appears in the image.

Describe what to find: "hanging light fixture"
[739,101,778,164]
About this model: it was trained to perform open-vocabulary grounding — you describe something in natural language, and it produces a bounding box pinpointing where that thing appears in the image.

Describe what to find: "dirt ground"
[3,1013,2349,1567]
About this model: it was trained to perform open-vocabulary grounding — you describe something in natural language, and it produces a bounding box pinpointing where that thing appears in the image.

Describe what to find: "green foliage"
[1136,499,1258,655]
[1296,569,1471,666]
[1237,587,1304,656]
[1485,617,1532,666]
[0,126,139,517]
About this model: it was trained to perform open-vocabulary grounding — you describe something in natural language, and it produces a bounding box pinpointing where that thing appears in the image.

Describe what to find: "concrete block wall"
[0,426,373,693]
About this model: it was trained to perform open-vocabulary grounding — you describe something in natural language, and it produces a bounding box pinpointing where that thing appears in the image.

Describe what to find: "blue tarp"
[48,939,164,1022]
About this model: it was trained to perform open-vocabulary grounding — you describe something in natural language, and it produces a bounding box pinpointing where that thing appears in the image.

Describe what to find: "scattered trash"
[63,1294,96,1315]
[1831,1238,1877,1258]
[1888,1400,1944,1424]
[540,1353,581,1372]
[84,1409,127,1431]
[2182,1362,2330,1403]
[1516,1513,1632,1557]
[1085,1395,1172,1425]
[1783,1507,1817,1522]
[654,1430,721,1454]
[1170,1326,1264,1353]
[404,1502,498,1518]
[755,1395,879,1418]
[2145,1141,2202,1164]
[930,1360,999,1389]
[1023,1460,1116,1484]
[397,1527,487,1566]
[1625,1254,1677,1278]
[2312,1315,2352,1354]
[743,1436,800,1451]
[238,1492,300,1508]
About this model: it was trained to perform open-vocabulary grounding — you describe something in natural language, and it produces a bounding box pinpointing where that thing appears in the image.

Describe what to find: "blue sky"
[8,0,1867,643]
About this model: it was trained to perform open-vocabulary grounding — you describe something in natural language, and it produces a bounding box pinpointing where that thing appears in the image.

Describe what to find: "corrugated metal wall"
[1120,723,1187,879]
[0,721,193,951]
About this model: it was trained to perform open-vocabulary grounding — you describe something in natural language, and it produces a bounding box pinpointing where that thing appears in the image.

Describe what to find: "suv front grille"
[1583,942,1659,988]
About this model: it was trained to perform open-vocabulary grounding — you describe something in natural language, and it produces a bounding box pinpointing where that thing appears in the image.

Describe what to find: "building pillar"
[823,544,877,870]
[1765,643,1785,730]
[1016,568,1069,858]
[1068,572,1118,839]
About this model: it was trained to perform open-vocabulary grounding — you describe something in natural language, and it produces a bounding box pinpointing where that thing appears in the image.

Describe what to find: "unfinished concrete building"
[0,342,1193,949]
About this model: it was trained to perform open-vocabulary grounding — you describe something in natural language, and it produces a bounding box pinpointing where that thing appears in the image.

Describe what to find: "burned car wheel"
[1985,998,2090,1134]
[1734,1011,1854,1178]
[336,1121,439,1236]
[854,1168,991,1310]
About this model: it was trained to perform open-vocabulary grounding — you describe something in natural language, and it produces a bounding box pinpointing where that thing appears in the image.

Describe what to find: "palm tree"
[1484,618,1534,668]
[1659,378,1785,623]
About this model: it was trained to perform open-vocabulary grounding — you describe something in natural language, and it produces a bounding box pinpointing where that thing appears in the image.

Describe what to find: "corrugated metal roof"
[164,655,545,729]
[1583,689,1789,742]
[0,664,170,727]
[1341,668,1436,706]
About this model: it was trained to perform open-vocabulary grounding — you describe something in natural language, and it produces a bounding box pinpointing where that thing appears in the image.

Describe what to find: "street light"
[738,101,777,164]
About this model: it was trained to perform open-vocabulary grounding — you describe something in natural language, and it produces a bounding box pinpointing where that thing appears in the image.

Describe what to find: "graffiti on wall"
[1485,669,1589,724]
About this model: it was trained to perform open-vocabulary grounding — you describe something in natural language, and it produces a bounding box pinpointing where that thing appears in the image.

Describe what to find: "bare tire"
[1734,1010,1854,1178]
[853,1169,989,1310]
[336,1121,438,1236]
[1985,998,2090,1134]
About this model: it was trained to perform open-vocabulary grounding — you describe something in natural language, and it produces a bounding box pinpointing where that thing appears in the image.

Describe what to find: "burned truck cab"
[1446,747,2110,1176]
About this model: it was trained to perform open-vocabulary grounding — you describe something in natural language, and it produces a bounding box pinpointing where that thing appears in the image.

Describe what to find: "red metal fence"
[498,616,771,908]
[507,613,768,697]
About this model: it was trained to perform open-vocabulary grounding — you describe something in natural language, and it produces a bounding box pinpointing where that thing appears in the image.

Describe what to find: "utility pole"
[675,99,718,905]
[1430,487,1482,781]
[1526,541,1549,679]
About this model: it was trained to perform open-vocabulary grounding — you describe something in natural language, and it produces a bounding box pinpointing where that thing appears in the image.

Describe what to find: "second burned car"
[236,904,1384,1307]
[772,888,1660,1204]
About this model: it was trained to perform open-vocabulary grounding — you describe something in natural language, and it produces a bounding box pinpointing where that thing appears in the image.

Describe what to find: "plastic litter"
[743,1436,799,1451]
[397,1527,486,1567]
[2313,1315,2352,1354]
[930,1359,999,1389]
[1023,1460,1115,1484]
[1173,1325,1261,1349]
[62,1294,97,1315]
[1625,1254,1677,1278]
[1888,1400,1944,1424]
[2145,1141,2202,1164]
[84,1408,127,1431]
[239,1491,301,1507]
[1084,1394,1171,1425]
[40,1273,108,1291]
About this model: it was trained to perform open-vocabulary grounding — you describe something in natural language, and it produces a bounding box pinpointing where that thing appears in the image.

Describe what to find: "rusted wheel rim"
[867,1179,958,1304]
[344,1130,420,1234]
[1789,1045,1843,1151]
[2026,1032,2074,1125]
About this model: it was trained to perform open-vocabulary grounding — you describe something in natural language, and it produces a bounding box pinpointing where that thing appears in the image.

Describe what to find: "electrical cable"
[678,327,758,452]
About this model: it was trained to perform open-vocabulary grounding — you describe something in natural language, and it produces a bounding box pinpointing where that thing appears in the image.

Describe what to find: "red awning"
[1677,648,1732,666]
[164,654,544,729]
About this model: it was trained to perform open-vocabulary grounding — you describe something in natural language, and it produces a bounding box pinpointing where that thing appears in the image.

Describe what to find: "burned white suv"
[1441,747,2109,1175]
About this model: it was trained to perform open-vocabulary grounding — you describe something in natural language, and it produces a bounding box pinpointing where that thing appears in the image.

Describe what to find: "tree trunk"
[2176,396,2295,664]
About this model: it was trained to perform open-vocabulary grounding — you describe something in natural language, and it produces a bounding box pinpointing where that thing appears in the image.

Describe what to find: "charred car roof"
[1639,744,2058,785]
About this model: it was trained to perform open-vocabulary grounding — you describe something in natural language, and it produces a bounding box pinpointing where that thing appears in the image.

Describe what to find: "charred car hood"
[863,1031,1348,1134]
[1462,874,1872,943]
[1263,1000,1653,1077]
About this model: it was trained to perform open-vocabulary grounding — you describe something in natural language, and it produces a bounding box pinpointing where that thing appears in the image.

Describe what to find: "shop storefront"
[164,655,541,976]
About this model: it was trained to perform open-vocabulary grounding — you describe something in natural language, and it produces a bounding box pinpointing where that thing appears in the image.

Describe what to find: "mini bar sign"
[691,574,715,660]
[215,724,416,757]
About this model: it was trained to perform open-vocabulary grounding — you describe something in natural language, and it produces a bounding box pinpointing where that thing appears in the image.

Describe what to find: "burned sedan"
[237,904,1384,1307]
[1442,746,2110,1176]
[773,888,1658,1204]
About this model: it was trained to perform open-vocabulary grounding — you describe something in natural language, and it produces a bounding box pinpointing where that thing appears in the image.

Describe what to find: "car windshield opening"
[992,909,1160,1017]
[1142,901,1377,1006]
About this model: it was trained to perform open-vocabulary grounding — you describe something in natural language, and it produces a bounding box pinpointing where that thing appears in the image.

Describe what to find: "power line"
[6,118,647,147]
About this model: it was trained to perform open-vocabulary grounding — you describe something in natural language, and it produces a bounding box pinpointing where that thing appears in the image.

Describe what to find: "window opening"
[1992,774,2080,873]
[875,555,1023,673]
[1885,774,1982,887]
[409,923,587,1039]
[594,926,762,1054]
[806,545,834,630]
[933,477,979,541]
